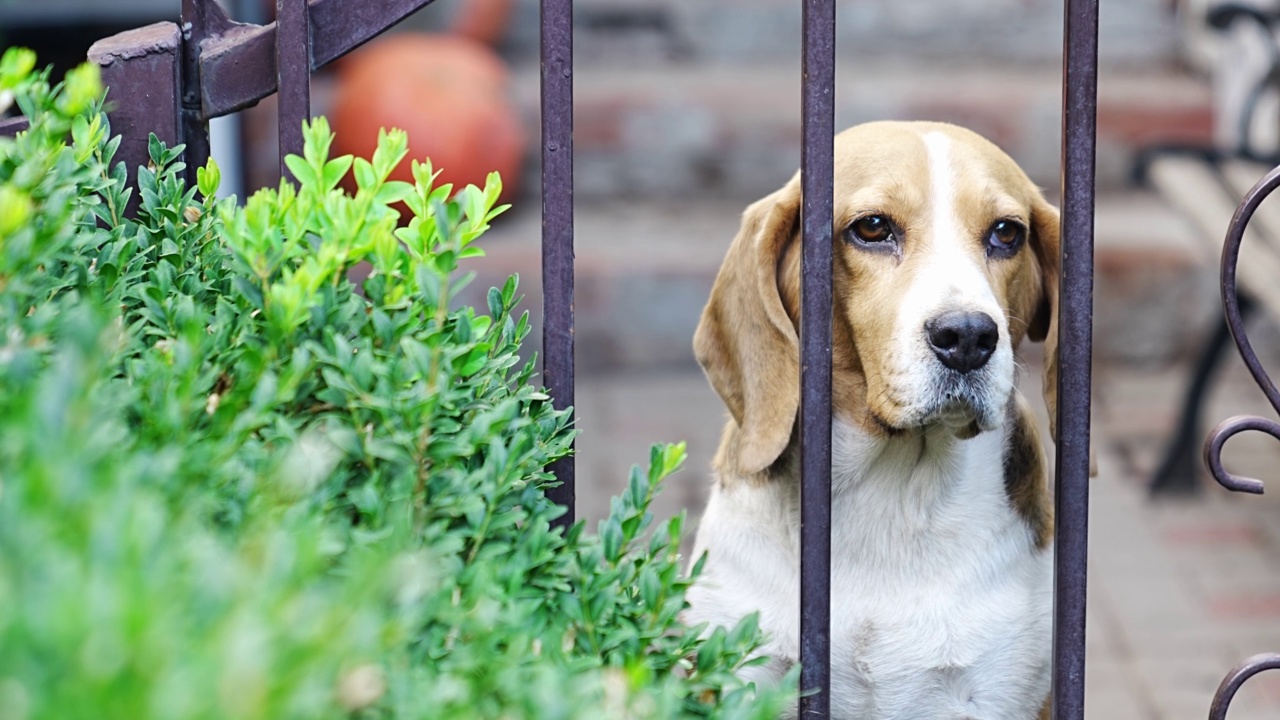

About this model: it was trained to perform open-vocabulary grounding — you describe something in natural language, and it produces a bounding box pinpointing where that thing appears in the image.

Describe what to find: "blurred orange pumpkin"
[451,0,515,46]
[330,33,525,203]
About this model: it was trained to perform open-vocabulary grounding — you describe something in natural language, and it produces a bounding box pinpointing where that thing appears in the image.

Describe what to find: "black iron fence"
[0,0,1112,717]
[1052,1,1099,716]
[798,0,835,713]
[1205,153,1280,717]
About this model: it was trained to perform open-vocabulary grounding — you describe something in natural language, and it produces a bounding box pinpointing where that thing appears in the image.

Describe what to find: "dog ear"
[1027,196,1096,476]
[693,177,802,476]
[1027,196,1060,445]
[1027,196,1097,476]
[1024,197,1095,476]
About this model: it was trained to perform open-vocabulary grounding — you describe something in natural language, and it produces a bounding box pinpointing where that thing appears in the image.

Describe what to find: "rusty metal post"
[275,0,312,178]
[540,0,575,525]
[181,0,218,183]
[1052,0,1099,715]
[87,22,183,198]
[798,0,835,714]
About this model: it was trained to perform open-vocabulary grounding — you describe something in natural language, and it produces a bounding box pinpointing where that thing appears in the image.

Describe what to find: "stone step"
[289,58,1210,203]
[510,60,1213,199]
[493,0,1178,68]
[457,188,1219,376]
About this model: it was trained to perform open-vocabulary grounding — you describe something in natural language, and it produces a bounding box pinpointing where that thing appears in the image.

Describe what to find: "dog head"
[694,121,1060,477]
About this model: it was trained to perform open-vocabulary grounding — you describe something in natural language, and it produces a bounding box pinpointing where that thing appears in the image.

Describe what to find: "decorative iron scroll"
[1205,164,1280,716]
[1204,162,1280,497]
[1209,653,1280,719]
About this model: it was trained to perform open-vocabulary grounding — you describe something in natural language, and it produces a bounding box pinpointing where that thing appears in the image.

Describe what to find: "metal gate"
[4,0,1113,717]
[1204,160,1280,718]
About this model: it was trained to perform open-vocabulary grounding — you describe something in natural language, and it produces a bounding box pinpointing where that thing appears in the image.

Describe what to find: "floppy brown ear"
[693,177,802,476]
[1027,196,1060,445]
[1027,196,1096,476]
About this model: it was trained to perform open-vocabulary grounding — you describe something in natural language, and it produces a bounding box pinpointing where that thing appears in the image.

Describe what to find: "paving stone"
[1085,658,1158,720]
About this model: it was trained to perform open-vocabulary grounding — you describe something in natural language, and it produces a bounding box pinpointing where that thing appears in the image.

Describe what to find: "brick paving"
[1088,347,1280,719]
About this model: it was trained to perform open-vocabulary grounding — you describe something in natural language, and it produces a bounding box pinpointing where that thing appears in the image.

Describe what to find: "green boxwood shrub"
[0,51,791,719]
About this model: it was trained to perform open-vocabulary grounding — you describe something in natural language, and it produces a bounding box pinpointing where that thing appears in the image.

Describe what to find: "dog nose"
[925,311,999,373]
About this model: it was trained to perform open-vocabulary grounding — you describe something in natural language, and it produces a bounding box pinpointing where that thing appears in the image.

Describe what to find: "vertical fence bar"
[180,0,214,185]
[798,0,835,715]
[541,0,575,525]
[1052,0,1099,715]
[276,0,312,179]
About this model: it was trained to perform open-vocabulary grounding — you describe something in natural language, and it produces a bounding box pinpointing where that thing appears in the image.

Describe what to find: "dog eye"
[846,215,895,245]
[986,220,1025,257]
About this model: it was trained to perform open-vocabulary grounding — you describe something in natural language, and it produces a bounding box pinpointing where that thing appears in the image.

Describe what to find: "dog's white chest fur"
[687,420,1053,720]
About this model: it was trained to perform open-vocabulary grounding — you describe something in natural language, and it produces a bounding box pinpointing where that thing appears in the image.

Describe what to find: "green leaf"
[196,157,221,198]
[458,346,489,377]
[320,155,353,191]
[0,47,36,88]
[284,154,317,187]
[0,186,33,238]
[373,180,413,207]
[639,565,661,608]
[628,466,649,509]
[371,127,409,180]
[727,612,760,650]
[147,132,163,164]
[601,517,623,563]
[698,628,727,674]
[231,276,264,309]
[483,172,503,208]
[352,157,376,192]
[487,287,503,319]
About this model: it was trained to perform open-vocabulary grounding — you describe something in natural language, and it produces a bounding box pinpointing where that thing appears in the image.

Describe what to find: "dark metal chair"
[1141,3,1280,495]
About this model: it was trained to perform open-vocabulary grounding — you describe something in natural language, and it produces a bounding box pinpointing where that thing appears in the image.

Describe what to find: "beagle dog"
[686,121,1059,720]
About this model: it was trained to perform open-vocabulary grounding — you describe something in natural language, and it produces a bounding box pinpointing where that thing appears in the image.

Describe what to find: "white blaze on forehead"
[924,131,957,241]
[873,129,1015,427]
[916,130,994,308]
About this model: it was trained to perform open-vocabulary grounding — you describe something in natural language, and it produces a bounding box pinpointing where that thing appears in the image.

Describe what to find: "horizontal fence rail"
[0,117,28,136]
[82,0,437,189]
[798,0,835,715]
[1052,0,1100,716]
[196,0,437,118]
